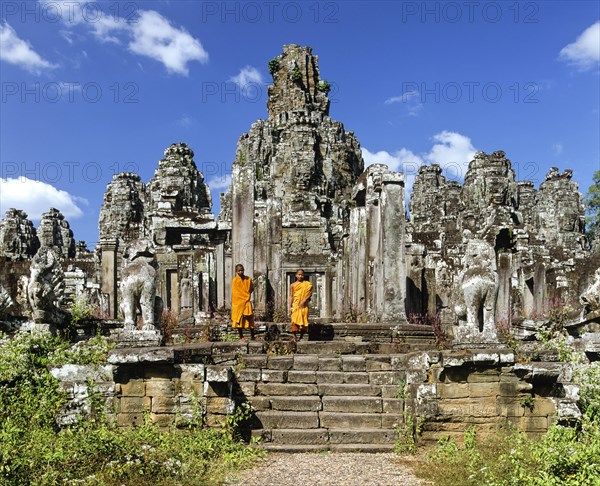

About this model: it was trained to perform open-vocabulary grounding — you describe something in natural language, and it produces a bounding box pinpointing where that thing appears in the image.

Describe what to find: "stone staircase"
[233,345,410,452]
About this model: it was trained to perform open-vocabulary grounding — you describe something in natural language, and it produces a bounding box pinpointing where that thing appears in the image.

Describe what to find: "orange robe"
[291,280,313,330]
[231,275,254,328]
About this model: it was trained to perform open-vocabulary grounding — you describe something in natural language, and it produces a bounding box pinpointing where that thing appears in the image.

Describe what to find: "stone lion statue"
[454,239,499,341]
[27,246,66,324]
[119,239,158,331]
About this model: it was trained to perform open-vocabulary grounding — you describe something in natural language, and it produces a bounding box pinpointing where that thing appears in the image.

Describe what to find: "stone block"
[437,398,496,418]
[151,396,177,413]
[119,379,145,397]
[383,398,404,414]
[319,412,382,428]
[261,370,287,383]
[318,384,381,397]
[293,355,319,371]
[270,428,329,445]
[235,369,261,382]
[120,396,150,413]
[212,342,247,355]
[467,370,500,383]
[256,383,318,396]
[267,356,294,370]
[496,397,525,417]
[177,364,205,381]
[365,356,393,371]
[318,357,342,371]
[437,383,469,399]
[235,381,256,397]
[468,383,499,398]
[150,413,175,427]
[369,371,405,386]
[382,414,403,428]
[247,396,271,411]
[146,379,175,397]
[117,413,145,426]
[520,416,548,431]
[205,366,231,382]
[270,396,322,412]
[287,371,317,383]
[524,398,556,417]
[256,411,319,429]
[322,396,382,413]
[206,397,235,414]
[315,371,346,384]
[381,385,404,399]
[241,355,268,368]
[329,429,395,444]
[341,356,366,372]
[177,380,204,396]
[344,373,370,384]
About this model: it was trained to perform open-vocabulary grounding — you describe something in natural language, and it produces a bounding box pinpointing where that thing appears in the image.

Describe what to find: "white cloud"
[385,90,423,116]
[129,10,208,75]
[229,66,264,88]
[38,1,207,75]
[362,130,477,193]
[559,21,600,71]
[177,114,193,128]
[552,143,563,156]
[0,178,86,220]
[362,147,423,172]
[0,22,56,74]
[424,131,477,180]
[207,174,232,191]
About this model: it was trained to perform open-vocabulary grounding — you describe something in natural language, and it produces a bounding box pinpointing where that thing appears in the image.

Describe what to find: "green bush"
[414,361,600,485]
[0,332,263,485]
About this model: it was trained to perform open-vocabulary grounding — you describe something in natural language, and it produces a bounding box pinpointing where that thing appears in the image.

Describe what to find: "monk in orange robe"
[289,269,313,341]
[231,264,255,340]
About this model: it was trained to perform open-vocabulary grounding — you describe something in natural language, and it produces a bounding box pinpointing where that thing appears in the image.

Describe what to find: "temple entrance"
[286,271,321,317]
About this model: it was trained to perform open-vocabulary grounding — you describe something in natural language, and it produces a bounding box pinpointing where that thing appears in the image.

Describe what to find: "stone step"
[330,443,396,453]
[262,444,330,453]
[261,443,396,453]
[252,427,398,445]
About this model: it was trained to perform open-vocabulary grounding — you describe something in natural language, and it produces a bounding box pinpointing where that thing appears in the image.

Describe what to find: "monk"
[231,264,255,340]
[289,269,313,341]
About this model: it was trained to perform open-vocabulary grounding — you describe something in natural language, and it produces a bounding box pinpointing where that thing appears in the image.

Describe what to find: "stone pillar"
[215,242,226,309]
[496,253,512,324]
[232,164,255,280]
[534,262,546,315]
[100,239,118,319]
[380,173,406,321]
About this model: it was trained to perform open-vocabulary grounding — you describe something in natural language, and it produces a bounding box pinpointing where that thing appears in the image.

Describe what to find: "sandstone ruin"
[1,44,599,450]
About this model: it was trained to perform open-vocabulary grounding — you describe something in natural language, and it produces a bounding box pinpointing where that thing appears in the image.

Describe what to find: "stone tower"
[222,44,364,318]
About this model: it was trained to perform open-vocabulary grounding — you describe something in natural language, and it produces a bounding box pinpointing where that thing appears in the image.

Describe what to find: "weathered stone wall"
[53,343,581,450]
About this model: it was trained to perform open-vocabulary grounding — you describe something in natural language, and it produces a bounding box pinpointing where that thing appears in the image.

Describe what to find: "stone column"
[232,164,255,280]
[380,173,406,321]
[100,238,118,319]
[496,253,512,324]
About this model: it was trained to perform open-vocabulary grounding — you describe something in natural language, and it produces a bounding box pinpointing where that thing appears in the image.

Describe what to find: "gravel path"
[226,452,425,486]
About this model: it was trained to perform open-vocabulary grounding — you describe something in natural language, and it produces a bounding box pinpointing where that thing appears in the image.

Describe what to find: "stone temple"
[0,44,598,339]
[1,45,599,446]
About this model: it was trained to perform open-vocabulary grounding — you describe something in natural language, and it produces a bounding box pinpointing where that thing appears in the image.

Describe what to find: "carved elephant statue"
[119,239,158,331]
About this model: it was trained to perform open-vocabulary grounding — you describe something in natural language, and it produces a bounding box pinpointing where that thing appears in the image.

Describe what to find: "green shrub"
[0,332,263,485]
[413,360,600,485]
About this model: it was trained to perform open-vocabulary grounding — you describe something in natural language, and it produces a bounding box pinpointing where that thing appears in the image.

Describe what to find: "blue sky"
[1,0,599,248]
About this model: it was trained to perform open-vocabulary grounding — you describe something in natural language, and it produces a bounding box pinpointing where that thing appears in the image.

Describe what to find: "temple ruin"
[1,45,599,448]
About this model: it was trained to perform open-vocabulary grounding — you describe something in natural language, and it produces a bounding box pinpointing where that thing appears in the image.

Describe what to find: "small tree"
[584,170,600,245]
